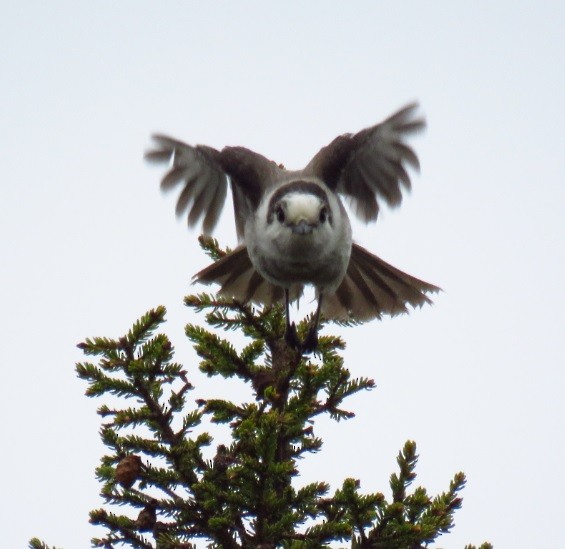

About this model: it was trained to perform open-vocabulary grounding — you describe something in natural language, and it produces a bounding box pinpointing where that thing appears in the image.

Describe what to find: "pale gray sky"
[1,2,563,547]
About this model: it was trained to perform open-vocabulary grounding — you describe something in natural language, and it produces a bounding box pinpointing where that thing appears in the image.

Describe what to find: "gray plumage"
[145,103,440,348]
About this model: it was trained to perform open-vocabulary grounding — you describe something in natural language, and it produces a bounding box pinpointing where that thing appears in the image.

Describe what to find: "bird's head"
[266,180,332,237]
[244,178,349,261]
[272,192,329,235]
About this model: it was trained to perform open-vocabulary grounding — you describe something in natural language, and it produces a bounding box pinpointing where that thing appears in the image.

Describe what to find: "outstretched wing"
[194,246,303,305]
[322,243,440,321]
[305,103,425,223]
[145,136,280,239]
[145,136,228,235]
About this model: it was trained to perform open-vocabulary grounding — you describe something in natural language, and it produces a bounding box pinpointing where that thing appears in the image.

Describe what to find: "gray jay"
[145,103,440,352]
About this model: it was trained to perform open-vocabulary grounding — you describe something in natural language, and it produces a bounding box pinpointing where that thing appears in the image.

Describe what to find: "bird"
[145,103,440,352]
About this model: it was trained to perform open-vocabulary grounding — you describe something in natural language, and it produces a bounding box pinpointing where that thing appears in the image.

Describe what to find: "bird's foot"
[284,323,319,354]
[301,326,319,354]
[284,322,301,351]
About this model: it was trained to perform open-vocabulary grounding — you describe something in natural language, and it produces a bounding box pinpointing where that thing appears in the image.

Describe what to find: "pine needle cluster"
[30,239,491,549]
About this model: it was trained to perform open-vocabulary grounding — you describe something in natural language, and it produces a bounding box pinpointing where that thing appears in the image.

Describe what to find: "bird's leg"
[302,294,323,353]
[284,288,301,350]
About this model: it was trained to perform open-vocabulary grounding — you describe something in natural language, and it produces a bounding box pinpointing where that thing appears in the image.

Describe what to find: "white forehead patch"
[284,193,323,223]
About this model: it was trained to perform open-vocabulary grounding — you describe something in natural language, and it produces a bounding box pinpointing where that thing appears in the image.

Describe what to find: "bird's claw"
[302,326,319,354]
[284,322,301,350]
[284,322,319,354]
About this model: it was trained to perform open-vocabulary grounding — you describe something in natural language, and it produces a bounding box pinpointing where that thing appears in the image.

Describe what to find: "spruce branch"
[31,238,489,548]
[29,540,63,549]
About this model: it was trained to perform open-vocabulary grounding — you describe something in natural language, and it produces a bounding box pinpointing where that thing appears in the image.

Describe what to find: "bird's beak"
[291,219,314,235]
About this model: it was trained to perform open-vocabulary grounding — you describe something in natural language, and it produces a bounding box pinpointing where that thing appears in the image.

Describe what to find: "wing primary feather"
[352,244,440,295]
[391,161,412,191]
[382,102,421,125]
[187,172,216,227]
[145,149,172,163]
[245,270,266,303]
[174,177,197,218]
[347,262,381,309]
[150,134,189,149]
[305,103,425,224]
[216,254,256,290]
[146,134,231,235]
[390,141,421,171]
[194,247,250,284]
[395,119,426,134]
[202,175,228,235]
[160,166,186,191]
[335,275,354,311]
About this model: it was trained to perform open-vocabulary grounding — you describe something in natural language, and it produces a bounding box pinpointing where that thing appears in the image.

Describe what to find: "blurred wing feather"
[193,246,303,306]
[146,136,281,239]
[145,135,229,235]
[306,103,425,223]
[322,243,440,320]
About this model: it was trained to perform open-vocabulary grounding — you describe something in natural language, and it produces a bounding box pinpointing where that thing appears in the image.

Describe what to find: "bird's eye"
[276,206,285,223]
[319,207,328,223]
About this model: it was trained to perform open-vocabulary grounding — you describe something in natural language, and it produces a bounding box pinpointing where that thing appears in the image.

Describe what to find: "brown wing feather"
[145,137,281,238]
[193,246,303,306]
[322,243,440,320]
[145,136,228,235]
[305,103,425,223]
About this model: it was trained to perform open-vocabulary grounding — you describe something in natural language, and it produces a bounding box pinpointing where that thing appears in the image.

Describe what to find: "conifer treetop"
[30,239,490,549]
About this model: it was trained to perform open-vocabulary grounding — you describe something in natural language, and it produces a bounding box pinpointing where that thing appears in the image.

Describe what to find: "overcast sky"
[1,2,564,547]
